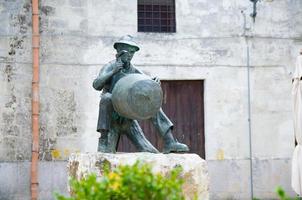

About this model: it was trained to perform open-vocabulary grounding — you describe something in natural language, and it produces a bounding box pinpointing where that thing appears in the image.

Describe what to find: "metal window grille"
[138,0,176,33]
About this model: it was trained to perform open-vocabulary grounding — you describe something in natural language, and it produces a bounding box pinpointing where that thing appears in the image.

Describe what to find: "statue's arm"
[135,67,160,85]
[134,67,144,75]
[92,64,114,91]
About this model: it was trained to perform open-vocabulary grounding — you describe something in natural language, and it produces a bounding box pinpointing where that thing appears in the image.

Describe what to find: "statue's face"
[117,44,137,63]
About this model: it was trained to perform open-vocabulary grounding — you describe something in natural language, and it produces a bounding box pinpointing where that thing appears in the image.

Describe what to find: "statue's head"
[114,35,140,63]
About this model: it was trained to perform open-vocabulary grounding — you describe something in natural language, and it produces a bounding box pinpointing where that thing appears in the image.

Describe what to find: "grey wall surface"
[0,0,301,199]
[0,161,68,200]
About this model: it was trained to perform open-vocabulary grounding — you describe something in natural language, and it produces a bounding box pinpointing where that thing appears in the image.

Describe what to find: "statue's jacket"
[93,60,173,136]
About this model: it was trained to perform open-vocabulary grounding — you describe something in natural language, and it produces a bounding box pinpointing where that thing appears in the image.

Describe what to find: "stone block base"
[68,153,209,200]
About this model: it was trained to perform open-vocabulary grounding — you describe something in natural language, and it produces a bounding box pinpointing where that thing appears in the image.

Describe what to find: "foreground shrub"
[56,161,185,200]
[275,187,301,200]
[253,187,301,200]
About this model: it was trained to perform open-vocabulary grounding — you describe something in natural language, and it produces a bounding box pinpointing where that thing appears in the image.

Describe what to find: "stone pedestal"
[68,153,209,200]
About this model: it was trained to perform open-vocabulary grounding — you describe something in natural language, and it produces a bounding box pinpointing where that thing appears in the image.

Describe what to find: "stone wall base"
[68,153,209,200]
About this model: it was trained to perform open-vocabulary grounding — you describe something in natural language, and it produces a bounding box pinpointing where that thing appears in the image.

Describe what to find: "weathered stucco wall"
[0,0,32,161]
[0,0,301,199]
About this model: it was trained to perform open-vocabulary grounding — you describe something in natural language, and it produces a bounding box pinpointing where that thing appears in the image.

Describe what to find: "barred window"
[138,0,176,33]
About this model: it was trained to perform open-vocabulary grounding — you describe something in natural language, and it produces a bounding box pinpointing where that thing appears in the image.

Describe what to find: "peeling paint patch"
[216,149,224,160]
[64,149,70,157]
[51,149,61,159]
[68,160,79,179]
[49,148,80,160]
[95,158,111,175]
[40,136,56,161]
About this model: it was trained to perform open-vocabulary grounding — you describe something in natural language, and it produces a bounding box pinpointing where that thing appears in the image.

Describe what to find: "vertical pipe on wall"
[246,39,254,200]
[241,10,254,199]
[31,0,40,199]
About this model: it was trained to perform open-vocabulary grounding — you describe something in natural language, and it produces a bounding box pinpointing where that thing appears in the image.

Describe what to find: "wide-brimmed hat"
[113,35,140,51]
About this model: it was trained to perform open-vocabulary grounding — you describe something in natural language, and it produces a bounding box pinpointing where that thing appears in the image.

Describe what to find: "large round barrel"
[111,74,162,120]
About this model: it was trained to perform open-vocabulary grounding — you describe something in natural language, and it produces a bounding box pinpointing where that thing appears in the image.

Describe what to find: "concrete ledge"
[68,153,209,200]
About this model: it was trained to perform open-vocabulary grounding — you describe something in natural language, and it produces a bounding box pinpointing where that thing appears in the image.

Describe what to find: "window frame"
[137,0,176,33]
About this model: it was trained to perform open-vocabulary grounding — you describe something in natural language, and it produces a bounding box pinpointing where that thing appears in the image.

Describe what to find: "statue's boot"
[162,130,189,153]
[98,131,118,153]
[98,134,111,153]
[126,120,159,153]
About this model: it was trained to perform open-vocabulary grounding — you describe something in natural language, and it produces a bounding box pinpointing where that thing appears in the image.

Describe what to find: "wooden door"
[117,80,205,158]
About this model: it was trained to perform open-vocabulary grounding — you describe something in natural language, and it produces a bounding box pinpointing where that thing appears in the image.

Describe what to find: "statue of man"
[93,35,189,153]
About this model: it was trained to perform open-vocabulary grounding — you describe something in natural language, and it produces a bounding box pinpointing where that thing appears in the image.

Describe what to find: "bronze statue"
[93,35,189,153]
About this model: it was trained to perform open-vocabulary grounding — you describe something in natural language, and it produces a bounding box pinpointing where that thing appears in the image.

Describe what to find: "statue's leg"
[150,108,173,136]
[97,93,113,133]
[98,122,120,153]
[124,120,159,153]
[150,108,189,153]
[97,93,120,153]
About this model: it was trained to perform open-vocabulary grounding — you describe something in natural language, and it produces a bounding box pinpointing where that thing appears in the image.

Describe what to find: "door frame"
[138,66,209,159]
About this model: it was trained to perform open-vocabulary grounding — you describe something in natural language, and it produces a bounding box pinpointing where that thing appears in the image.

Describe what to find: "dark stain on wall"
[7,1,31,57]
[2,79,20,137]
[5,94,16,108]
[4,64,14,82]
[40,6,55,16]
[40,136,57,161]
[0,1,33,161]
[55,90,78,136]
[39,5,55,34]
[9,1,31,34]
[8,36,25,56]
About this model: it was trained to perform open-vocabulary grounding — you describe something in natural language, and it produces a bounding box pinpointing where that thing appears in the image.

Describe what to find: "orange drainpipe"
[31,0,40,199]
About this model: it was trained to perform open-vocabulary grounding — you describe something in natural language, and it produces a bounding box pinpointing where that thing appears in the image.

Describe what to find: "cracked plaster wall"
[0,0,301,199]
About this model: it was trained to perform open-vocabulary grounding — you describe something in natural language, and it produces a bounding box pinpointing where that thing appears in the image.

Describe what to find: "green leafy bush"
[55,162,185,200]
[275,187,301,200]
[253,187,301,200]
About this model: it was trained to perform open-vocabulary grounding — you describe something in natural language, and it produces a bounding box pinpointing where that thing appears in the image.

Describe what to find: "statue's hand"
[152,76,161,85]
[112,60,123,74]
